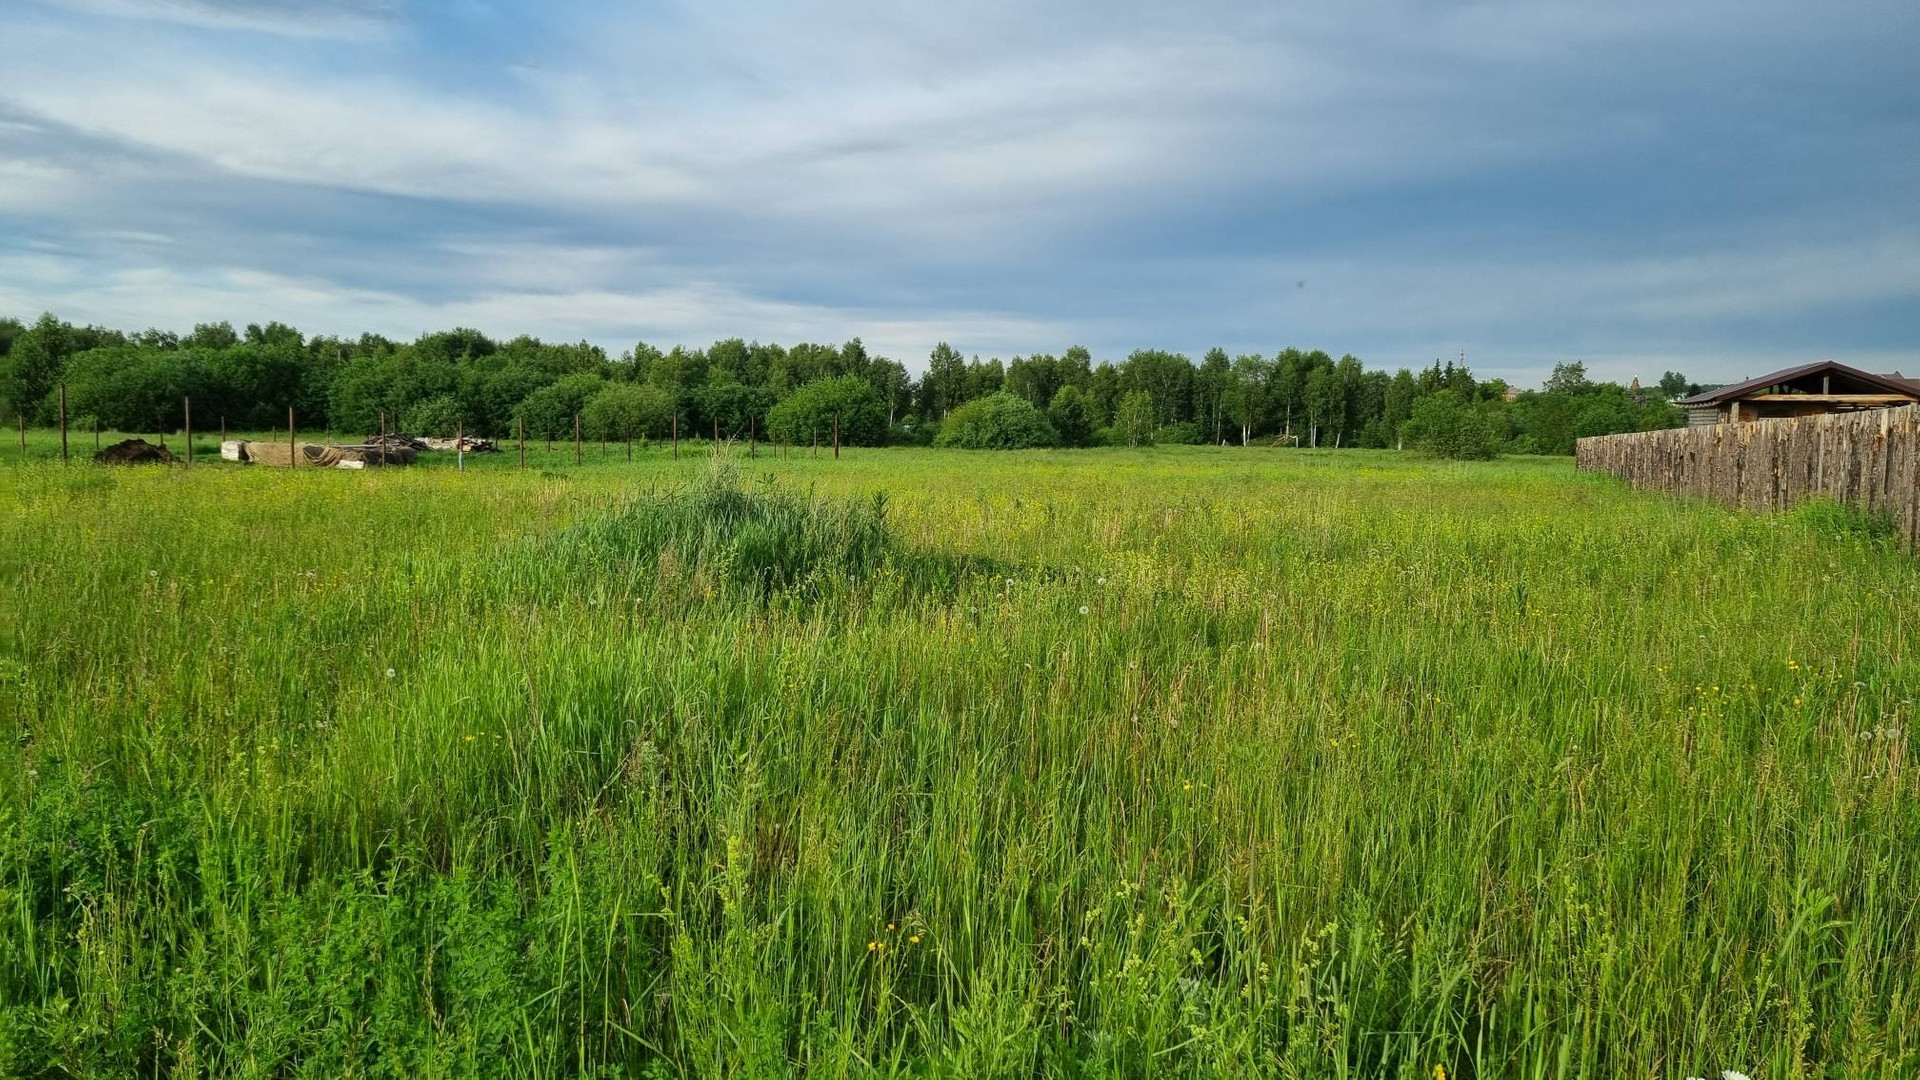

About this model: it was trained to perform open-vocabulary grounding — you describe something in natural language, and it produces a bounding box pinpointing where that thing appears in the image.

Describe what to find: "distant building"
[1676,359,1920,427]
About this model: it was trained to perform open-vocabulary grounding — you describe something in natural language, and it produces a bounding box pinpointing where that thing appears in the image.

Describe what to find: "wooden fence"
[1575,405,1920,549]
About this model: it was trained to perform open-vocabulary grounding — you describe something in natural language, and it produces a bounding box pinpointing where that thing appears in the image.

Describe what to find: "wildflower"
[1079,605,1090,615]
[1182,781,1192,792]
[148,569,159,577]
[385,668,396,679]
[909,934,921,944]
[463,734,475,742]
[886,923,895,932]
[1096,576,1106,585]
[1434,1066,1448,1080]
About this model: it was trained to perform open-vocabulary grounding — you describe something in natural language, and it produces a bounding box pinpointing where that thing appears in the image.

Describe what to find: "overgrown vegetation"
[2,445,1914,1076]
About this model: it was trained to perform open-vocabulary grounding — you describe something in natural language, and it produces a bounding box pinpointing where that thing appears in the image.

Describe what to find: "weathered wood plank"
[1575,406,1920,551]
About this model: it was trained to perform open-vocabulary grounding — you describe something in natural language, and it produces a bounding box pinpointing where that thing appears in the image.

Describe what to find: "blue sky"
[3,0,1917,386]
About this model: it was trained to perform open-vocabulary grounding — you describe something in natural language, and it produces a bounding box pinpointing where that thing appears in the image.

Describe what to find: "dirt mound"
[94,438,179,465]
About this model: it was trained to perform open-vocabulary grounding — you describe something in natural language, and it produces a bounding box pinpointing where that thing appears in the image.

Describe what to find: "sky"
[2,0,1917,387]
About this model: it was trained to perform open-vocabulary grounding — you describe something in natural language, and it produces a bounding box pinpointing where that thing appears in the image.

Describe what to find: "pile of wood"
[366,432,499,453]
[363,433,430,453]
[419,435,499,453]
[227,440,416,467]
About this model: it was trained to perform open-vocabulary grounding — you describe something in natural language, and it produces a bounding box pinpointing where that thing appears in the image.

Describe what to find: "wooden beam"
[1738,393,1916,404]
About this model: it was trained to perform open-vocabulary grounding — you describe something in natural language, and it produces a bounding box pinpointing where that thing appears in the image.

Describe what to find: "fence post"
[17,414,25,460]
[574,413,582,466]
[672,411,679,459]
[457,421,465,471]
[749,416,756,459]
[184,396,192,466]
[59,384,68,464]
[832,412,840,459]
[289,407,296,468]
[519,416,526,470]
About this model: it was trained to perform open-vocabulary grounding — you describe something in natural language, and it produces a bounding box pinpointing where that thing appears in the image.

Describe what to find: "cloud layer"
[4,0,1917,384]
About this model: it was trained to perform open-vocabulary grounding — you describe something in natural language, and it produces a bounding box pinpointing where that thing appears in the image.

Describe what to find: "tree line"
[0,313,1695,456]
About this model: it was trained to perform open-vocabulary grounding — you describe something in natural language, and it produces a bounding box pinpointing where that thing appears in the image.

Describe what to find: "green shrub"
[1153,421,1202,445]
[582,382,674,441]
[934,392,1057,449]
[765,375,888,447]
[1047,385,1093,447]
[514,373,606,441]
[402,394,465,437]
[1401,390,1499,460]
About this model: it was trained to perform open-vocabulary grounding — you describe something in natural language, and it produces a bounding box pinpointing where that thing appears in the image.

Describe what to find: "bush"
[514,374,606,441]
[402,395,465,437]
[1153,421,1202,446]
[582,383,673,441]
[1401,390,1499,460]
[765,375,888,447]
[934,392,1057,449]
[1047,385,1093,447]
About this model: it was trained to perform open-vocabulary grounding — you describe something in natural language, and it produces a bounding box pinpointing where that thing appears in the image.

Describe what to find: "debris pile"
[93,438,180,465]
[418,435,499,453]
[229,441,416,467]
[363,433,430,453]
[363,432,498,453]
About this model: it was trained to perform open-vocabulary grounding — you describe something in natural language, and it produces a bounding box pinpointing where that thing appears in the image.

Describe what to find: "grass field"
[2,437,1916,1078]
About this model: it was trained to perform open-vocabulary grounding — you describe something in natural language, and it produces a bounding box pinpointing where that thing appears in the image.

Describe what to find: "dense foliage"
[0,312,1691,452]
[764,375,889,447]
[933,391,1058,449]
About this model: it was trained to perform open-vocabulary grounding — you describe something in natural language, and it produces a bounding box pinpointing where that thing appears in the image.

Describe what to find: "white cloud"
[40,0,397,38]
[0,252,1070,362]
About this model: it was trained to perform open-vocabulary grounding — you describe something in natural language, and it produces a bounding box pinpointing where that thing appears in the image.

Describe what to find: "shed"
[1677,360,1920,427]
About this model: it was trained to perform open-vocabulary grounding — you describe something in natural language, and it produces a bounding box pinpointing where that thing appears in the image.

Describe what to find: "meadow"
[2,435,1916,1078]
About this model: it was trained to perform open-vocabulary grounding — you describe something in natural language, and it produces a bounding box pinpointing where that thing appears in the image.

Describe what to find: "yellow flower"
[909,934,921,944]
[1434,1066,1447,1080]
[886,923,895,932]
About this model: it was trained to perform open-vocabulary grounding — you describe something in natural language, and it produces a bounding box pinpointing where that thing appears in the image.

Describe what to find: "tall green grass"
[1,445,1915,1077]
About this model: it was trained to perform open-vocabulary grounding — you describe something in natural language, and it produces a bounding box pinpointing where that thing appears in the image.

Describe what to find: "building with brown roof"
[1677,359,1920,427]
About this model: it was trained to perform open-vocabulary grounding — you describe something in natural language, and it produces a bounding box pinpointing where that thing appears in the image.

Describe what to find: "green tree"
[766,375,888,447]
[403,395,466,438]
[1047,384,1093,447]
[1194,347,1231,443]
[1114,390,1155,446]
[515,374,606,441]
[919,343,966,419]
[582,382,674,441]
[935,391,1057,449]
[1225,354,1269,444]
[1401,390,1498,459]
[2,314,74,420]
[1658,370,1690,399]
